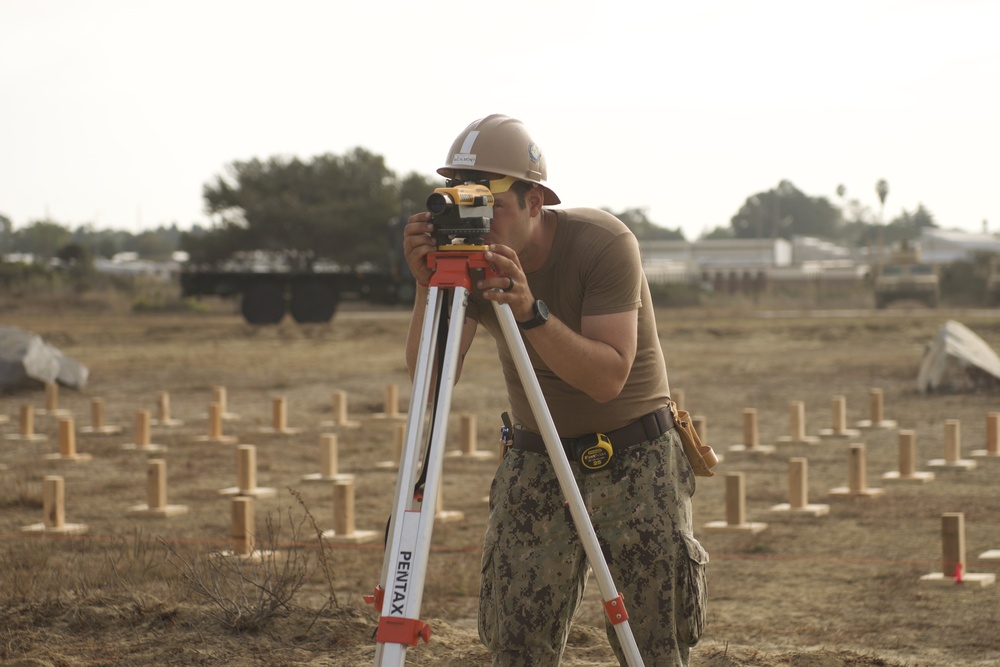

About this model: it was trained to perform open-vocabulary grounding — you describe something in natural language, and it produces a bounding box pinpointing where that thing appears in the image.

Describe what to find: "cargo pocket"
[675,533,709,646]
[478,539,498,650]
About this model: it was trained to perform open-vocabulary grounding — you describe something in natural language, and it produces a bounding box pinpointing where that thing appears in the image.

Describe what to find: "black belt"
[510,406,675,456]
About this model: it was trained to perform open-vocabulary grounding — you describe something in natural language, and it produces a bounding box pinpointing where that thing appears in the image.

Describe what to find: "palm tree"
[875,179,889,224]
[875,179,889,267]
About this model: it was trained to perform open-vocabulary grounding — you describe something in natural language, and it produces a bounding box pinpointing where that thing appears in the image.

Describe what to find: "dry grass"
[1,294,999,665]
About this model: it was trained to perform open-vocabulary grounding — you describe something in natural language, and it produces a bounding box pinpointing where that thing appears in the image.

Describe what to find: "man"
[402,114,707,666]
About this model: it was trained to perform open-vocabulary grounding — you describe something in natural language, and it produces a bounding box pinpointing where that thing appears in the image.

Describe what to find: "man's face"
[449,171,529,248]
[485,188,530,249]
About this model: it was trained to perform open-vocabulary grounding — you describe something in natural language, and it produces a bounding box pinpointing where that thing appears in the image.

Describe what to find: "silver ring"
[506,277,515,291]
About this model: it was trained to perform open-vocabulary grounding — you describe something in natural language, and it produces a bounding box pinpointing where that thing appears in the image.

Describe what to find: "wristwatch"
[518,299,550,330]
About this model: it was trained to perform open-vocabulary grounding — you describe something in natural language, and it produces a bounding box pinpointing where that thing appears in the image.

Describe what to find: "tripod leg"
[374,286,470,666]
[492,301,646,667]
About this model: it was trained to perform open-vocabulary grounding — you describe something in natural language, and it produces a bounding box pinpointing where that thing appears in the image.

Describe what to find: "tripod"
[368,248,646,667]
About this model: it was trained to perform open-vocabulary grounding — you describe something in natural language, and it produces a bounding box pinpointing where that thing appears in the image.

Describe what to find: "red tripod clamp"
[427,247,498,291]
[603,593,630,625]
[376,616,432,646]
[364,585,385,612]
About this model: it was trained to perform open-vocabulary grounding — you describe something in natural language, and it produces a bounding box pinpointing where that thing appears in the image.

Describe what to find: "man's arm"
[477,246,638,404]
[404,283,478,383]
[521,309,637,403]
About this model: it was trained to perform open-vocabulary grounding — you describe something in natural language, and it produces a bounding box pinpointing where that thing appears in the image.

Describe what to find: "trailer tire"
[290,281,339,323]
[241,281,287,324]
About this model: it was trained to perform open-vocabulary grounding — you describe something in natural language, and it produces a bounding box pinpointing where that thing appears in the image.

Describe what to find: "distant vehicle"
[873,244,939,309]
[985,258,1000,306]
[179,218,414,324]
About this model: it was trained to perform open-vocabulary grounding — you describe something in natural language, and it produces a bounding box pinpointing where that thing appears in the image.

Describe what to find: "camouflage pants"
[479,428,708,667]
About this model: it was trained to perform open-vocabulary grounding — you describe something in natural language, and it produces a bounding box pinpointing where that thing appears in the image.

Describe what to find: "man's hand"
[403,212,437,286]
[476,244,535,323]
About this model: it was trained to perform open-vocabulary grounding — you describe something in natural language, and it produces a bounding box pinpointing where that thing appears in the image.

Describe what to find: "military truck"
[984,257,1000,306]
[873,244,939,309]
[179,261,413,324]
[180,218,415,324]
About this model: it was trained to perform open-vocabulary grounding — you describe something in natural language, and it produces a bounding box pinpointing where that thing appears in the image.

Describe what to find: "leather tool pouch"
[669,401,719,477]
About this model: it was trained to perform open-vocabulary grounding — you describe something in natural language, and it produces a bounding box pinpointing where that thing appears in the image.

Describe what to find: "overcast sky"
[2,0,998,241]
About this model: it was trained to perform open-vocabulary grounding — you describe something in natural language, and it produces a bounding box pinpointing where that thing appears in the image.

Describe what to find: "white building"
[919,228,1000,264]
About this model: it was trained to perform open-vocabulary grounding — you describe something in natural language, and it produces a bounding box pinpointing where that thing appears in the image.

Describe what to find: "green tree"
[701,226,735,240]
[729,181,841,240]
[0,214,12,255]
[610,208,685,241]
[399,172,440,218]
[12,220,72,259]
[882,204,937,245]
[130,230,175,260]
[192,148,420,269]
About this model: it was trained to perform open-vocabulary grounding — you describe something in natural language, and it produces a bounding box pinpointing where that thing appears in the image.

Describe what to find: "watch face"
[520,299,549,329]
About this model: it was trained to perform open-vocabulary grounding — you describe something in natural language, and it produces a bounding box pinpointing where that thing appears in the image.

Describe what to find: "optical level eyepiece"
[426,192,454,215]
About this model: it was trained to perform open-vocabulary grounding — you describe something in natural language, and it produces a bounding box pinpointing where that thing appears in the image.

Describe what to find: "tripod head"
[426,248,498,292]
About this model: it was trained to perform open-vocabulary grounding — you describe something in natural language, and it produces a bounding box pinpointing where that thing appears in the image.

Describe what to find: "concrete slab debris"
[917,320,1000,393]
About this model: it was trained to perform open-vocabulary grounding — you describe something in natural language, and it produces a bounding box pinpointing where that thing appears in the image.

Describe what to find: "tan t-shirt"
[467,207,670,437]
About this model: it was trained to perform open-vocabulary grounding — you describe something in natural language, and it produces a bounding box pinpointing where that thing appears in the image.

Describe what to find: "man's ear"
[527,185,545,217]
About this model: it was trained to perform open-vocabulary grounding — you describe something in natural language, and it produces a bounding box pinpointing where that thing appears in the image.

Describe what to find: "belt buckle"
[576,433,613,473]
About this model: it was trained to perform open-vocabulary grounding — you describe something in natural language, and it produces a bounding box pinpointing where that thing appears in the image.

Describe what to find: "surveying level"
[367,247,646,667]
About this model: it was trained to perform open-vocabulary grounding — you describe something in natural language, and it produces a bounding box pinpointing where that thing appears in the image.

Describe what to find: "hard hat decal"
[459,131,480,154]
[450,130,480,167]
[528,142,542,163]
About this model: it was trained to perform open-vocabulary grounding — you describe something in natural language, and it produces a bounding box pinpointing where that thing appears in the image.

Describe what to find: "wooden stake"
[447,413,494,459]
[920,512,995,586]
[153,391,183,427]
[46,475,65,528]
[730,408,775,455]
[38,382,70,417]
[376,423,407,469]
[302,434,354,482]
[928,419,976,471]
[829,443,884,498]
[128,459,189,517]
[231,496,254,557]
[212,385,240,420]
[219,444,276,497]
[43,417,93,461]
[259,396,302,435]
[856,387,897,429]
[5,404,47,441]
[777,401,819,445]
[21,475,87,535]
[743,409,759,449]
[883,430,934,483]
[704,472,767,533]
[374,384,404,420]
[323,478,378,544]
[972,412,1000,460]
[322,390,361,428]
[435,482,464,523]
[195,402,237,444]
[80,397,123,435]
[123,409,165,451]
[770,457,829,517]
[819,395,860,439]
[671,389,685,412]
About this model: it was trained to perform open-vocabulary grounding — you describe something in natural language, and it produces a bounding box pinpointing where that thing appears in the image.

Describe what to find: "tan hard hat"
[437,114,561,205]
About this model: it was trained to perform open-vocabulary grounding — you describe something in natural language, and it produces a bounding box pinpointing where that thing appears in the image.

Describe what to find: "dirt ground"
[2,295,1000,666]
